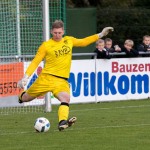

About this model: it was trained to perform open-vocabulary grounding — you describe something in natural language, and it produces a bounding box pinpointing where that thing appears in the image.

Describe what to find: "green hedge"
[97,8,150,47]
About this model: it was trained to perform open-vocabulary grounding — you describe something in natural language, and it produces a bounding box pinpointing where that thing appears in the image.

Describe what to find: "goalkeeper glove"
[98,27,114,38]
[17,74,29,89]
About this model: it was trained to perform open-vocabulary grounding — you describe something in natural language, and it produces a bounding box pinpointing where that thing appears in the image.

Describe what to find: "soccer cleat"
[68,117,77,127]
[58,117,77,131]
[58,120,69,131]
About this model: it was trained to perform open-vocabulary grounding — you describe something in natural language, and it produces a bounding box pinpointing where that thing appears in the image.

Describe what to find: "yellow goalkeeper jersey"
[25,34,99,78]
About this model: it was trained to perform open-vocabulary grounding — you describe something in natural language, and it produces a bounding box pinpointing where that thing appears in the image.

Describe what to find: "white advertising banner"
[23,57,150,105]
[68,59,96,104]
[95,58,150,102]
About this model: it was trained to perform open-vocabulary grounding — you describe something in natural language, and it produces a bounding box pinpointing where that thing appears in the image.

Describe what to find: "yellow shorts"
[26,73,70,98]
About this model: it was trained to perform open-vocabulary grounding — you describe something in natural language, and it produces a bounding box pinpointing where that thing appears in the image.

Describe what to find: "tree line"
[67,0,150,47]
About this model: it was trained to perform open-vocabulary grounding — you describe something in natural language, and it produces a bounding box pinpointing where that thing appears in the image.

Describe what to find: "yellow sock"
[58,104,69,122]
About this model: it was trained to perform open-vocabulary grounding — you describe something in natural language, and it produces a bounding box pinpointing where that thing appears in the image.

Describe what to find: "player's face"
[51,28,64,42]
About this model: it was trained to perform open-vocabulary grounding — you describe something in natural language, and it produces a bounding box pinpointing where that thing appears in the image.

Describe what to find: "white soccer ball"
[34,117,50,132]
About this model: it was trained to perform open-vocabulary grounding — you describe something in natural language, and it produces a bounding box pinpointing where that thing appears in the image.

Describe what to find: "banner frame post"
[42,0,52,112]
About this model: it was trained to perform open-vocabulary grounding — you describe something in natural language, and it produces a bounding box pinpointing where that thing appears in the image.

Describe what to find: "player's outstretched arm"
[17,74,29,89]
[72,27,114,47]
[98,27,114,38]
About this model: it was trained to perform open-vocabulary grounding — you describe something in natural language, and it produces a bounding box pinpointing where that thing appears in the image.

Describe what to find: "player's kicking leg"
[55,84,77,131]
[57,102,77,131]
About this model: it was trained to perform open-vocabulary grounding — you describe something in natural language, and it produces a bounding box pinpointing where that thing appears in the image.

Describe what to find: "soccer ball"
[34,117,50,132]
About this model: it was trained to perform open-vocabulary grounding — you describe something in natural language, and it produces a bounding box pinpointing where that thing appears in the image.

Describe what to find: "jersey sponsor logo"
[64,40,68,44]
[54,45,71,57]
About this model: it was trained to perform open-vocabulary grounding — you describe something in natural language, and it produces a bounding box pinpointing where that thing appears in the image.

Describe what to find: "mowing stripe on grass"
[1,104,150,115]
[1,123,150,136]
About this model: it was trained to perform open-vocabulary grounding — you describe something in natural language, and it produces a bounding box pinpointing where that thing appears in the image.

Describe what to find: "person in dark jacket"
[92,39,110,59]
[104,38,121,58]
[104,38,114,52]
[122,39,139,57]
[137,35,150,52]
[137,35,150,57]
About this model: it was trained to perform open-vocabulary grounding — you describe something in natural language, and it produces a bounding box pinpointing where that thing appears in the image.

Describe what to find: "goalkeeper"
[17,20,113,131]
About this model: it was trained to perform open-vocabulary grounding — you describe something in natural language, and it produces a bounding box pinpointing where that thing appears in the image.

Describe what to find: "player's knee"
[56,92,70,103]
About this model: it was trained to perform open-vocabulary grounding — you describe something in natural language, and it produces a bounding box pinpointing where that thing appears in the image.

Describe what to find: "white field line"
[48,104,150,113]
[65,123,150,132]
[70,104,150,112]
[0,123,150,136]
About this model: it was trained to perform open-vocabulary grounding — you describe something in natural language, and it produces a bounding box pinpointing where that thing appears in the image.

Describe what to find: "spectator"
[137,35,150,57]
[122,39,139,57]
[92,39,110,59]
[105,38,121,53]
[137,35,150,52]
[104,38,122,58]
[104,38,114,52]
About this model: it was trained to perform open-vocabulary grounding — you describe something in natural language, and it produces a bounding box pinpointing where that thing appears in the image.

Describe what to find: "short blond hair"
[143,35,150,40]
[124,39,134,47]
[52,20,64,29]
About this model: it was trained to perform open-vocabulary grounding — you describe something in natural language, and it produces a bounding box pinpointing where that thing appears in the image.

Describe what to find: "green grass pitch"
[1,99,150,150]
